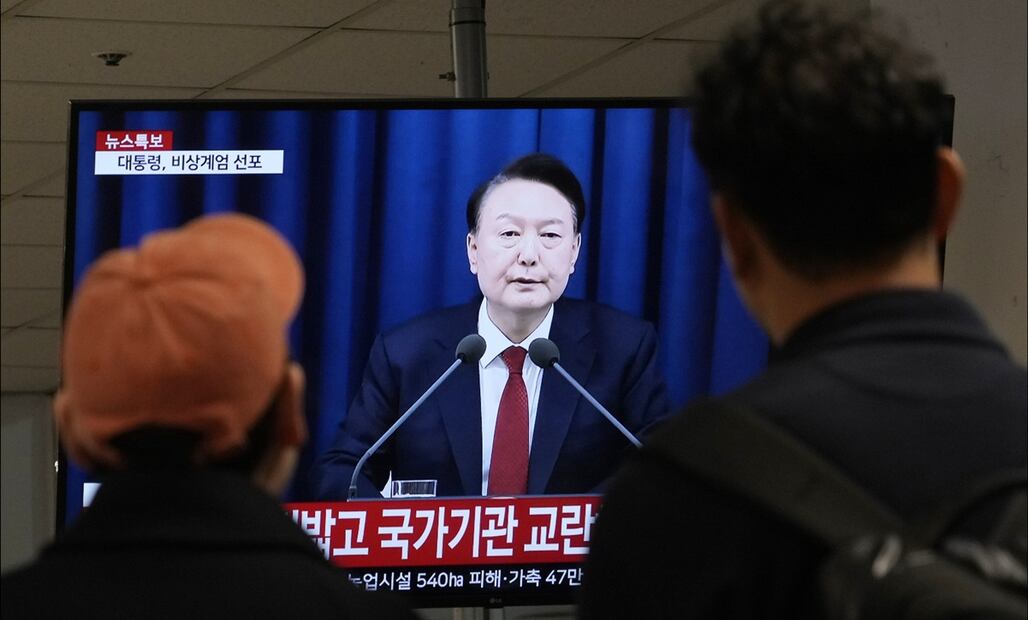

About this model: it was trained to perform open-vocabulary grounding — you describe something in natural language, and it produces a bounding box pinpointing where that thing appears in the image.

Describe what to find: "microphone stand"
[551,362,643,449]
[348,358,465,499]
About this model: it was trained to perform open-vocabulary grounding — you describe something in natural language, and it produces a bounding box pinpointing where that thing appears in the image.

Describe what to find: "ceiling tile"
[0,245,64,289]
[488,35,625,97]
[236,29,453,96]
[1,142,65,196]
[0,365,59,393]
[663,0,869,41]
[1,197,65,246]
[532,39,717,98]
[0,327,60,368]
[343,0,455,33]
[660,0,765,41]
[19,0,378,28]
[1,16,315,88]
[21,170,67,198]
[488,0,717,38]
[349,0,717,38]
[2,82,206,143]
[1,289,62,329]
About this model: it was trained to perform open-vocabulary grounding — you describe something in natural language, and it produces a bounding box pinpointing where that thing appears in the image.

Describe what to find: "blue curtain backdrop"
[65,104,767,518]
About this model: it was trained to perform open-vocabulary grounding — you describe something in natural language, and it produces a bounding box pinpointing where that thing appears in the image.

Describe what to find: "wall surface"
[1,393,56,572]
[873,0,1028,364]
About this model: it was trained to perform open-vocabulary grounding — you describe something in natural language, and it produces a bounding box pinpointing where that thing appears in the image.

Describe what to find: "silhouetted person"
[581,3,1026,618]
[2,214,417,620]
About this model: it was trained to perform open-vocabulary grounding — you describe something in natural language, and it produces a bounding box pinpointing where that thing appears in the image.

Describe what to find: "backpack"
[648,402,1027,620]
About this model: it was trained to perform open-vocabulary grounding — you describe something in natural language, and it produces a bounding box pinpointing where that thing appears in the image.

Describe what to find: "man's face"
[467,179,581,318]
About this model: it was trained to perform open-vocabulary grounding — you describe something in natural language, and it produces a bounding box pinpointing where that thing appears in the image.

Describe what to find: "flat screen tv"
[61,98,771,607]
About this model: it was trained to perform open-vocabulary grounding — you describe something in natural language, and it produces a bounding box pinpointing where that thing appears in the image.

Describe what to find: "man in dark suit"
[581,2,1027,619]
[314,154,670,498]
[2,215,415,620]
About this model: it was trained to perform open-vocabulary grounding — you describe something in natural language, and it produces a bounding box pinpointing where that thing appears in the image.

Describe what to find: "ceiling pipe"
[449,0,487,98]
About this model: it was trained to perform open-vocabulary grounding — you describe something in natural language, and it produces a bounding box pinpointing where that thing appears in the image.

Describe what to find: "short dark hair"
[466,153,586,233]
[105,390,278,475]
[690,1,950,279]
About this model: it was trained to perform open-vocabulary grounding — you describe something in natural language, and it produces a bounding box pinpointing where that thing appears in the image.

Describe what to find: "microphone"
[528,338,643,448]
[348,334,486,499]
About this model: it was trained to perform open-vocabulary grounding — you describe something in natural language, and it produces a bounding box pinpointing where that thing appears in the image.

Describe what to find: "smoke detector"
[92,51,131,67]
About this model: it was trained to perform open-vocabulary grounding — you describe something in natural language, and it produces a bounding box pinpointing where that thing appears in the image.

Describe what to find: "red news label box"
[96,131,173,151]
[286,495,602,568]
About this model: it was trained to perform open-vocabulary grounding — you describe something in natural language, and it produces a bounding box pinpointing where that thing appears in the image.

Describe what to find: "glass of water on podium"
[391,479,438,498]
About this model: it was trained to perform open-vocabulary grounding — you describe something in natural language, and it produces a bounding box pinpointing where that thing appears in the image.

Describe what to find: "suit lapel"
[529,300,595,494]
[432,301,483,496]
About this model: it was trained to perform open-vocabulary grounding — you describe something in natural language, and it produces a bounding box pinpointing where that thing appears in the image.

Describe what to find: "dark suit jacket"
[581,290,1028,620]
[313,297,670,499]
[1,469,417,620]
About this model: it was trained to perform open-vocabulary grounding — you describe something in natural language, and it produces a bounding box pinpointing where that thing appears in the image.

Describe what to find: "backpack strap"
[646,400,901,546]
[645,401,1028,620]
[911,469,1028,588]
[909,469,1027,545]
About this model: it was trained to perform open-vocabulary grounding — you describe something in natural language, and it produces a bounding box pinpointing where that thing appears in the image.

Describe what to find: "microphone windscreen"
[529,338,560,367]
[456,334,487,363]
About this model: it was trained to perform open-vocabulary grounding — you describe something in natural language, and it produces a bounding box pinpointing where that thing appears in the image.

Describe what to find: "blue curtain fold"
[65,104,768,519]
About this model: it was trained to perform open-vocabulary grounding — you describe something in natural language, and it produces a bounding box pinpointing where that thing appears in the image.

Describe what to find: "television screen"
[62,98,769,607]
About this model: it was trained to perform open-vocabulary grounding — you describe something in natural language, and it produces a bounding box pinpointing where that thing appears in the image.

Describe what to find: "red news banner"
[286,495,599,567]
[96,130,173,151]
[284,495,601,598]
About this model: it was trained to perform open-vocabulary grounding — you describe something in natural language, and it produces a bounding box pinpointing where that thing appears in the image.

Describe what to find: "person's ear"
[569,232,581,274]
[52,391,85,466]
[275,362,307,448]
[252,362,306,496]
[711,193,759,284]
[53,390,122,472]
[934,147,965,241]
[467,232,479,275]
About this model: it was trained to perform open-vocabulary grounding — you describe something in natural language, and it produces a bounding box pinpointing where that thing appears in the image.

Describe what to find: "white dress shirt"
[477,298,553,495]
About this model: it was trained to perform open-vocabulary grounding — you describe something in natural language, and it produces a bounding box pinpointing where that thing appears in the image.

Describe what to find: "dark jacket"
[2,469,418,620]
[580,290,1028,619]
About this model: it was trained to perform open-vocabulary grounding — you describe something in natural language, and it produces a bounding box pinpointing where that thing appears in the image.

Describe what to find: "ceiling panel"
[0,17,315,88]
[1,142,65,195]
[18,0,379,28]
[236,29,453,96]
[532,39,717,98]
[0,365,59,393]
[1,82,206,143]
[0,327,60,368]
[488,35,624,97]
[664,0,867,40]
[1,288,62,329]
[1,197,64,245]
[0,245,64,288]
[344,0,450,33]
[488,0,717,38]
[349,0,717,38]
[662,0,765,41]
[21,170,66,198]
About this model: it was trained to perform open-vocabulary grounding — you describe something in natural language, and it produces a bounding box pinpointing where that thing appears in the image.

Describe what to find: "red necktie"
[488,346,529,495]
